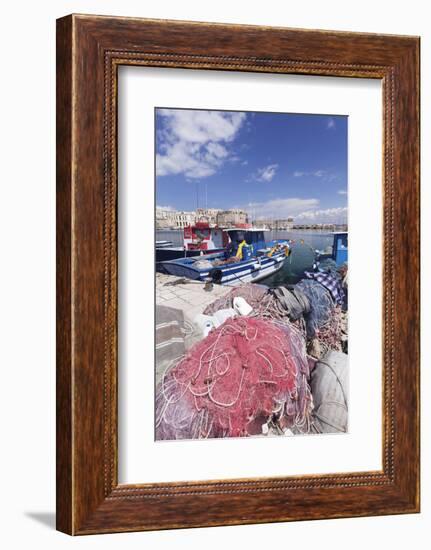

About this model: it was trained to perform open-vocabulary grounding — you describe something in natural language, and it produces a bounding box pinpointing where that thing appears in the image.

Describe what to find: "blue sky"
[155,108,348,223]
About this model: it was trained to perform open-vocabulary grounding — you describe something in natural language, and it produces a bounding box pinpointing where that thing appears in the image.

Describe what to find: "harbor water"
[156,229,334,286]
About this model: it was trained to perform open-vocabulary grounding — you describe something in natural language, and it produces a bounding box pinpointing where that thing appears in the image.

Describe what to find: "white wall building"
[172,211,196,229]
[196,208,221,225]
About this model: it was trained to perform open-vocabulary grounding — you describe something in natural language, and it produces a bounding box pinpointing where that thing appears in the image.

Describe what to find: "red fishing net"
[156,317,313,440]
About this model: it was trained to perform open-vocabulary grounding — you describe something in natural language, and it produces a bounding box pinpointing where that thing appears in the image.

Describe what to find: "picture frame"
[56,14,420,535]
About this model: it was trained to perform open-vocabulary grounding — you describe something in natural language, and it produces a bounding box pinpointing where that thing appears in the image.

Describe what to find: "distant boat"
[159,228,290,285]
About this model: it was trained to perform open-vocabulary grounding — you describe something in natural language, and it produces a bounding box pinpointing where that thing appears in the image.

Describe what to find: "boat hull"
[160,252,286,286]
[156,247,225,265]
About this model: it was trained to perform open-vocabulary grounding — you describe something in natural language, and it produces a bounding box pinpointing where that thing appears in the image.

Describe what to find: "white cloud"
[295,207,347,224]
[156,109,246,179]
[294,169,326,178]
[327,117,336,129]
[338,189,347,195]
[249,197,319,219]
[293,169,338,182]
[156,205,175,211]
[254,163,279,182]
[248,198,347,224]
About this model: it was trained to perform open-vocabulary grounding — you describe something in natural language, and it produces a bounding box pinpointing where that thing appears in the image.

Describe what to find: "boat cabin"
[224,228,268,254]
[332,232,348,265]
[183,222,224,251]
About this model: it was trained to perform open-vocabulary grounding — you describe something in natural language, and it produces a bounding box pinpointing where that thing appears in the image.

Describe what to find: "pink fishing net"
[203,282,345,360]
[156,317,313,440]
[312,305,344,355]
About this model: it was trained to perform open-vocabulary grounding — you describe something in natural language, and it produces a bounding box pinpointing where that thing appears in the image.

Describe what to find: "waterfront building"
[274,218,294,230]
[172,211,196,229]
[216,209,248,227]
[196,208,221,225]
[155,207,175,229]
[252,217,294,230]
[156,208,197,229]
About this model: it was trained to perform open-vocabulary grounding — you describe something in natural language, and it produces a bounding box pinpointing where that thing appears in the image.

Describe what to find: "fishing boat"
[156,222,226,265]
[316,232,348,266]
[159,228,289,285]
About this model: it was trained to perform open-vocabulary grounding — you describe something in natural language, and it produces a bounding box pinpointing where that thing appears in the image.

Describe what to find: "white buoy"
[233,296,253,316]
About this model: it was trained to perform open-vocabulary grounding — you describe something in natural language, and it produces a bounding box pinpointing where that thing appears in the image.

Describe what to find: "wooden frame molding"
[56,14,420,535]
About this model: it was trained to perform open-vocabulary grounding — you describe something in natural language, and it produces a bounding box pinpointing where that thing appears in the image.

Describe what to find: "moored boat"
[156,240,174,248]
[155,222,226,265]
[159,228,290,285]
[315,232,348,266]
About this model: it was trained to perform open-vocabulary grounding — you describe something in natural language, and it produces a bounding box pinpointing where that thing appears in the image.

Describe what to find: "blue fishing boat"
[159,228,289,286]
[316,232,348,266]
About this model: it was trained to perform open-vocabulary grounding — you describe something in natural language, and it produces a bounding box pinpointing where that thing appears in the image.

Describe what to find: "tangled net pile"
[156,317,313,440]
[203,283,307,333]
[203,284,269,317]
[203,281,344,359]
[317,304,343,347]
[317,258,340,277]
[294,279,335,338]
[293,278,345,359]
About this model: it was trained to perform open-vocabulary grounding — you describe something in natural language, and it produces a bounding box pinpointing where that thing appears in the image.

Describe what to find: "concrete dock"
[156,272,231,322]
[155,273,232,384]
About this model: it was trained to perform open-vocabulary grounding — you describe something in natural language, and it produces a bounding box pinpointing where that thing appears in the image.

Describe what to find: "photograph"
[0,0,423,543]
[155,107,349,440]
